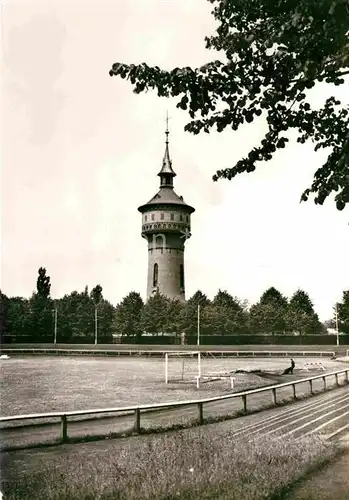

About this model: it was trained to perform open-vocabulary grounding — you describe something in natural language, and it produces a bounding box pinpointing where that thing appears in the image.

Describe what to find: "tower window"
[180,214,183,221]
[153,263,158,288]
[170,213,174,221]
[180,264,184,289]
[151,214,155,221]
[145,215,147,222]
[186,215,189,222]
[161,213,164,220]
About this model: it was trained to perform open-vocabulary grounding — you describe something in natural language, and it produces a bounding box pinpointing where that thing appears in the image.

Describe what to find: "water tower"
[138,122,195,301]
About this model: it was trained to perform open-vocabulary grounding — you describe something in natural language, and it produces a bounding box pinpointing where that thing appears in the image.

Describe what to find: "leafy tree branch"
[109,0,349,209]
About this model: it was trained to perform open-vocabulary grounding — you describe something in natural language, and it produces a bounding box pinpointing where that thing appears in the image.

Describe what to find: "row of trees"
[0,268,115,342]
[114,288,327,339]
[116,289,349,339]
[1,268,348,342]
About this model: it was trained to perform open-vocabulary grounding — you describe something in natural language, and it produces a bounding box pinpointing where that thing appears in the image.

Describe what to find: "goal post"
[165,305,202,384]
[165,351,201,384]
[164,351,236,389]
[164,305,235,388]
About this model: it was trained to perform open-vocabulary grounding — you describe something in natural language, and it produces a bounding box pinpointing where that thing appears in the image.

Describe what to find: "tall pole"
[197,304,201,379]
[335,304,339,347]
[165,353,168,384]
[197,304,200,347]
[54,306,58,345]
[94,306,98,345]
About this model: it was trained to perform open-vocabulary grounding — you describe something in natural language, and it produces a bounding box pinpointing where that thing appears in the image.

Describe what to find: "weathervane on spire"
[165,111,171,143]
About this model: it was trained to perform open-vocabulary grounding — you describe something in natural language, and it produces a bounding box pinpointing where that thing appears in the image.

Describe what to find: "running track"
[1,385,348,486]
[1,375,348,450]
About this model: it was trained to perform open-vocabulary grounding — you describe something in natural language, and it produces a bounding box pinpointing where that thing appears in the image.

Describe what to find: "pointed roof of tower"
[138,116,195,214]
[158,113,176,177]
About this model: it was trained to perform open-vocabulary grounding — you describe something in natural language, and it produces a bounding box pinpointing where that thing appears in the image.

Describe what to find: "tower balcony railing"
[142,221,190,234]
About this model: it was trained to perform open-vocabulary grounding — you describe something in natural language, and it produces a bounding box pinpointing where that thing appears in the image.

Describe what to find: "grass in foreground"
[2,429,338,500]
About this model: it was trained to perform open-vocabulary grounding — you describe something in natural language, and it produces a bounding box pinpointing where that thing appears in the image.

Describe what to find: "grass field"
[1,354,347,499]
[0,355,342,418]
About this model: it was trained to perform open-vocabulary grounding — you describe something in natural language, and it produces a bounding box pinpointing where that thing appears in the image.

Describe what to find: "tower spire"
[165,110,169,142]
[158,112,176,187]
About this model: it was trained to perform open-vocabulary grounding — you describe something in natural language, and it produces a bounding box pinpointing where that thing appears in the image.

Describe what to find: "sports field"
[0,355,344,418]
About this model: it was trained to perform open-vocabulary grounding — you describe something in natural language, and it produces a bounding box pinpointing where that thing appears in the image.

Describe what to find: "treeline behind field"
[1,268,349,344]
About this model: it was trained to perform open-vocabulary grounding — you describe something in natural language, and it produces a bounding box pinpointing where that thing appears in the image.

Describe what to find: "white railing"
[1,368,348,444]
[0,348,336,357]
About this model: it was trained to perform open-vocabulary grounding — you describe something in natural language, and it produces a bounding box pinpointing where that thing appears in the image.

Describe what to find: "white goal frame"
[165,305,203,386]
[164,351,235,389]
[164,305,236,389]
[164,351,201,384]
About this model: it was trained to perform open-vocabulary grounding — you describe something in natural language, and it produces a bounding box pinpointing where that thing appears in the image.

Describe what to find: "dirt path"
[284,446,349,500]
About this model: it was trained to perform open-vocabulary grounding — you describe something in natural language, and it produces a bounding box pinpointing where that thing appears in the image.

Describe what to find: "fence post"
[346,370,349,383]
[230,377,235,390]
[322,376,327,390]
[197,402,204,425]
[134,408,141,433]
[335,374,339,387]
[292,384,296,400]
[61,415,68,442]
[242,395,247,413]
[272,388,277,405]
[309,379,313,395]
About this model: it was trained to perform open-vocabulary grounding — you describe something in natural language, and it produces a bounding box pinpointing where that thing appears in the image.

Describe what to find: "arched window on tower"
[153,263,159,288]
[180,264,184,289]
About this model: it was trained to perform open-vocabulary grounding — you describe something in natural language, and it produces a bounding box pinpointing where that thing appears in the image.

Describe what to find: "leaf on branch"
[109,0,349,209]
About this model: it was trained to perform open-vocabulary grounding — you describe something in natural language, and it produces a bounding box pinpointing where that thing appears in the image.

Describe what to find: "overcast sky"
[1,0,348,321]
